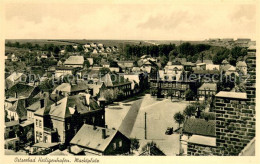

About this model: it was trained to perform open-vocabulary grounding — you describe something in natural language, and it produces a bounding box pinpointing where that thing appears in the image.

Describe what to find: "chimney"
[40,99,45,108]
[85,93,91,106]
[55,96,58,106]
[102,129,106,139]
[92,117,96,130]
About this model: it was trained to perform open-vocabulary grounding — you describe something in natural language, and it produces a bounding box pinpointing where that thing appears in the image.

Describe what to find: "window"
[39,120,42,128]
[113,143,116,150]
[67,123,70,130]
[119,140,122,148]
[172,76,176,80]
[36,119,38,127]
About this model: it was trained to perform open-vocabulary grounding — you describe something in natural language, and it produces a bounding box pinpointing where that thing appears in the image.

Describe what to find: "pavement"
[105,94,189,156]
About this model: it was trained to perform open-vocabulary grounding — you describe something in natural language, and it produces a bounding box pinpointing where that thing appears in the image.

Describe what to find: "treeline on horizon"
[6,41,247,67]
[124,42,247,66]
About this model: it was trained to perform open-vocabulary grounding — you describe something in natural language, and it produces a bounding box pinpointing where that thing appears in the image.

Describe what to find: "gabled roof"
[228,66,236,71]
[236,61,247,67]
[199,83,217,91]
[222,60,229,64]
[64,56,84,65]
[49,97,71,118]
[52,83,71,94]
[221,64,232,72]
[6,83,37,99]
[206,64,220,71]
[215,91,247,99]
[183,118,216,137]
[101,73,130,87]
[6,72,24,82]
[48,94,101,118]
[123,74,140,89]
[71,81,89,92]
[70,124,118,152]
[7,100,27,120]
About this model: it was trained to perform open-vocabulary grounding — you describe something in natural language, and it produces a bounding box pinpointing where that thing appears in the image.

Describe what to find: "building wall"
[104,132,130,155]
[187,143,217,156]
[34,115,44,143]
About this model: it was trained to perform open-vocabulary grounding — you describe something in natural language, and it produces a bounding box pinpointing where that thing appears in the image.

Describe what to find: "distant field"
[6,39,152,47]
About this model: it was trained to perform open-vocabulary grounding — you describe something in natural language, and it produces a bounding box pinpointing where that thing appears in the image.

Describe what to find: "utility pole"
[145,112,147,140]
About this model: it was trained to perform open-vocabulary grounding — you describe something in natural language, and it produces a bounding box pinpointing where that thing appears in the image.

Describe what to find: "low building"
[70,124,130,155]
[4,121,20,139]
[183,118,216,156]
[197,83,217,100]
[5,72,24,89]
[101,73,132,98]
[55,66,76,78]
[64,56,84,68]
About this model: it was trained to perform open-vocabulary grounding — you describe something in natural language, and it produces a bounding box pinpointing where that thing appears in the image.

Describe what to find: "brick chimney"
[40,99,45,108]
[102,129,106,139]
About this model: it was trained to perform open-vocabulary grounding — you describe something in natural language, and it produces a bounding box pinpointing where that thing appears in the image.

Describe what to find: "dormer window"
[172,76,176,80]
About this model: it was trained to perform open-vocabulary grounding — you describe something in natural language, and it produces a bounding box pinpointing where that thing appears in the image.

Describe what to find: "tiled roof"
[6,83,36,99]
[52,83,71,94]
[71,81,89,92]
[64,56,84,65]
[48,94,101,118]
[70,124,118,152]
[215,91,247,99]
[183,118,216,137]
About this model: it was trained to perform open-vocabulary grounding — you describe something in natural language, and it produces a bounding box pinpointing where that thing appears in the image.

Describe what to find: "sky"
[4,1,257,40]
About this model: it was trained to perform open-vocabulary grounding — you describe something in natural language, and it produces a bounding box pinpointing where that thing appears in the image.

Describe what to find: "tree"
[26,130,34,144]
[99,67,110,76]
[130,138,140,152]
[84,59,90,68]
[5,110,10,122]
[185,89,195,101]
[184,105,197,117]
[173,112,185,128]
[103,89,114,103]
[53,46,61,54]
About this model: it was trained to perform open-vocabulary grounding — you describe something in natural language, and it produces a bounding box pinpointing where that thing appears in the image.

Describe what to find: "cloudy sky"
[4,1,257,40]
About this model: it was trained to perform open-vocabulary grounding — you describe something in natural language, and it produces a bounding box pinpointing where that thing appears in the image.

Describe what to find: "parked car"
[165,127,173,135]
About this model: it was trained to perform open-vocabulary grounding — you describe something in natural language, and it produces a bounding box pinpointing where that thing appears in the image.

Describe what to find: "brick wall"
[213,48,256,156]
[187,143,217,156]
[214,97,255,155]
